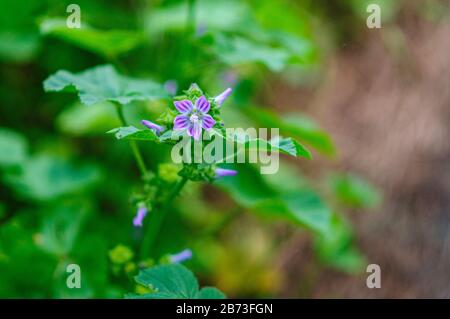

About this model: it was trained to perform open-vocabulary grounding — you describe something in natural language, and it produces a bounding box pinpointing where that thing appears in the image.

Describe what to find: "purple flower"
[214,88,232,107]
[141,119,165,135]
[133,206,148,227]
[215,168,238,178]
[173,96,216,140]
[222,71,238,86]
[169,249,193,263]
[196,24,207,37]
[164,80,178,96]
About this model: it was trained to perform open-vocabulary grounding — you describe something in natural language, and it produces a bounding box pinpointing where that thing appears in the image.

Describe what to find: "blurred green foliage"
[0,0,391,298]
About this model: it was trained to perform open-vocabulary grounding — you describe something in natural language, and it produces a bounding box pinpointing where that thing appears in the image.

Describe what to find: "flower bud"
[215,168,238,178]
[141,119,165,134]
[133,206,148,227]
[169,249,193,263]
[214,88,232,107]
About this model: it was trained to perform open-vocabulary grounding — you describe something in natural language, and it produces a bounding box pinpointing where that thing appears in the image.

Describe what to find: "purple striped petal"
[174,100,193,114]
[214,88,232,107]
[195,96,210,113]
[215,168,238,178]
[188,122,202,140]
[201,114,216,130]
[173,115,190,130]
[141,120,164,134]
[133,206,148,227]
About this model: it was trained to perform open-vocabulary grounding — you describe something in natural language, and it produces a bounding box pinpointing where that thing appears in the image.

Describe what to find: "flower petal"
[195,96,210,113]
[133,206,148,227]
[173,115,190,130]
[170,249,193,263]
[141,120,164,134]
[214,88,232,107]
[215,168,238,178]
[201,114,216,130]
[188,122,202,140]
[174,100,193,114]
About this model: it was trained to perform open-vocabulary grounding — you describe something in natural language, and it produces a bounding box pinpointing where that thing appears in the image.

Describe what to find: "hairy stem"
[140,177,188,259]
[114,103,148,176]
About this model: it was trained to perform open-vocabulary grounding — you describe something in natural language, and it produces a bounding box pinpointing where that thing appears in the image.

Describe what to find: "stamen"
[190,114,199,123]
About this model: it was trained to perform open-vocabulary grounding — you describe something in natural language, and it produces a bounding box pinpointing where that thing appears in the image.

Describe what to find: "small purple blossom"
[173,96,216,140]
[214,88,232,107]
[215,168,238,178]
[222,71,238,86]
[196,24,207,37]
[164,80,178,96]
[169,249,193,263]
[141,119,165,135]
[133,206,148,227]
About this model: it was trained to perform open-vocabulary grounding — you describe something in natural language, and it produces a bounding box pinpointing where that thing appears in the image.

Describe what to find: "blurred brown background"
[272,3,450,298]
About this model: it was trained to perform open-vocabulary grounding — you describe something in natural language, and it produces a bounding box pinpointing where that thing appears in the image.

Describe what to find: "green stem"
[140,177,188,259]
[114,103,148,176]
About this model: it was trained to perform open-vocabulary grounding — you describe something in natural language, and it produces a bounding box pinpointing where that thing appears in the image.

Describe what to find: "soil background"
[273,8,450,298]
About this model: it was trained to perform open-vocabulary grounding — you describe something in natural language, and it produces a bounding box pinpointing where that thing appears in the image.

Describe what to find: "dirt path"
[276,15,450,298]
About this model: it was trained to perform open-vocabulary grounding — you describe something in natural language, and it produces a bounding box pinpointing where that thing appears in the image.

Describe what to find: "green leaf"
[272,136,312,158]
[0,128,28,168]
[107,126,159,141]
[314,214,365,273]
[217,163,362,269]
[135,264,198,298]
[207,33,290,72]
[38,201,89,256]
[329,173,381,209]
[56,102,121,136]
[145,0,250,35]
[246,0,319,65]
[260,161,309,193]
[107,126,310,159]
[242,106,335,156]
[130,264,225,299]
[0,218,56,297]
[0,32,40,63]
[214,129,312,159]
[243,24,318,66]
[4,154,101,201]
[0,0,41,62]
[196,287,227,299]
[158,129,185,142]
[215,164,275,206]
[40,19,145,58]
[255,191,333,234]
[216,164,331,235]
[43,64,168,106]
[281,115,335,156]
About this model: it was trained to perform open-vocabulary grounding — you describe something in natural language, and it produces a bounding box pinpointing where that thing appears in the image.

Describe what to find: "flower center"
[189,113,200,123]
